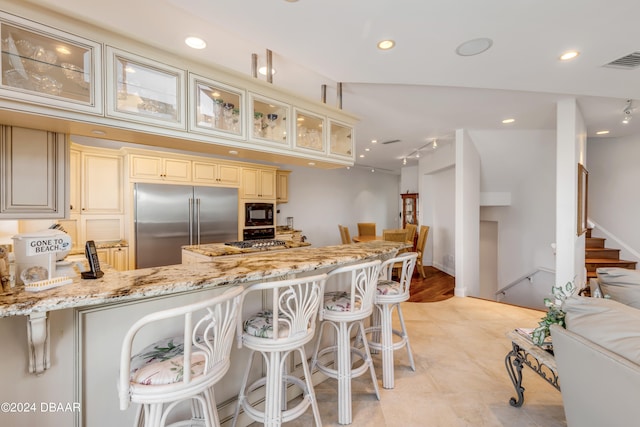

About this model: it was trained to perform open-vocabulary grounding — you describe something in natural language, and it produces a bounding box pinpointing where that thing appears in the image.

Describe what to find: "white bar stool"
[367,252,418,389]
[232,273,327,427]
[118,286,243,427]
[310,259,382,425]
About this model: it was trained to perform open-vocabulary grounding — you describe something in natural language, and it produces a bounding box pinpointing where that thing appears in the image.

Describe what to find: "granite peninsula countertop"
[68,240,128,256]
[182,241,311,257]
[0,241,404,317]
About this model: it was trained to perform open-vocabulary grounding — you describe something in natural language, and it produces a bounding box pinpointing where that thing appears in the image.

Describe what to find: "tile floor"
[270,297,567,427]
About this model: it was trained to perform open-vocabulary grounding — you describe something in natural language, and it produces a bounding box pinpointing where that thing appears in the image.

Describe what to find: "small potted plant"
[531,281,575,347]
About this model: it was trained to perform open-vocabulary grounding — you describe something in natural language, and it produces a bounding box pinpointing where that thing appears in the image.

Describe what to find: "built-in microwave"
[245,202,275,227]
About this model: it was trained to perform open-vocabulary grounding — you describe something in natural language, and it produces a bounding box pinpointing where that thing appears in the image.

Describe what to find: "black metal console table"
[505,330,560,407]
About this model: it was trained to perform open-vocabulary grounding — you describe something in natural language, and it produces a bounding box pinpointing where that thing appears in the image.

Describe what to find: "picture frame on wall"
[577,163,588,235]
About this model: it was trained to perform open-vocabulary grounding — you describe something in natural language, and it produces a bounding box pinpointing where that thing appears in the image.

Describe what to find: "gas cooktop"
[225,239,286,249]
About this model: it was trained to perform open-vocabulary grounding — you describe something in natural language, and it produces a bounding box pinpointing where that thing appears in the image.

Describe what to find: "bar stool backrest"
[322,259,381,321]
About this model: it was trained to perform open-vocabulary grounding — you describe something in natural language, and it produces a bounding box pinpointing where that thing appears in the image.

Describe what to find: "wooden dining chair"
[358,222,376,236]
[405,223,417,249]
[338,225,352,244]
[415,225,430,278]
[383,229,408,243]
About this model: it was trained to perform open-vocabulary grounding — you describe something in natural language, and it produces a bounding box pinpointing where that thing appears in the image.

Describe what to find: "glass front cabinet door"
[401,193,418,228]
[249,93,290,146]
[293,108,325,154]
[328,119,354,160]
[106,46,186,129]
[190,73,245,139]
[0,12,102,114]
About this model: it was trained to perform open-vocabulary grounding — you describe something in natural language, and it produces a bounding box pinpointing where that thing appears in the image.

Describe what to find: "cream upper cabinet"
[192,161,240,186]
[0,125,68,219]
[276,170,291,204]
[69,148,81,213]
[106,46,186,130]
[293,108,326,154]
[241,167,276,200]
[328,119,354,160]
[129,154,191,182]
[81,151,123,213]
[0,11,103,115]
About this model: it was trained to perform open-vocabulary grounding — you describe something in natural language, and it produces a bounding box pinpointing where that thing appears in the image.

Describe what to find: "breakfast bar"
[0,241,403,427]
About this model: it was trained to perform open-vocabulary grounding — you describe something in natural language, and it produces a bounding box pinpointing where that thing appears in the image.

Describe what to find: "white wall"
[588,134,640,262]
[455,129,480,297]
[275,166,400,247]
[556,98,587,290]
[475,130,557,296]
[400,165,418,194]
[418,142,456,273]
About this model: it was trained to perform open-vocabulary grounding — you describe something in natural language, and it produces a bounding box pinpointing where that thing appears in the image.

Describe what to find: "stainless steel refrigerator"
[134,183,238,268]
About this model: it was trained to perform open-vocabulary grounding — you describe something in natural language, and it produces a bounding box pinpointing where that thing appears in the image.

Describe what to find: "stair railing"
[589,218,640,264]
[495,266,556,299]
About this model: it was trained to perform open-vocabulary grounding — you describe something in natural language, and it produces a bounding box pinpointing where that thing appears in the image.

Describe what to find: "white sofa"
[550,267,640,427]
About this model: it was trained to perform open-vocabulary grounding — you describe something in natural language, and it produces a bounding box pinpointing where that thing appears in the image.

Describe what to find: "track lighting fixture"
[622,99,633,124]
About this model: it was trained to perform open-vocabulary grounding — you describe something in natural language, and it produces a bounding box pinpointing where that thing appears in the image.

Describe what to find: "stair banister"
[495,267,556,298]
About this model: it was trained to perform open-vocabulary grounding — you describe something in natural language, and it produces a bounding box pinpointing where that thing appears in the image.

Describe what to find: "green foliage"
[531,281,575,346]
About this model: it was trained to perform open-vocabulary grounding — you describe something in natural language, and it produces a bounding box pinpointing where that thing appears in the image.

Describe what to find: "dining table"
[351,235,383,243]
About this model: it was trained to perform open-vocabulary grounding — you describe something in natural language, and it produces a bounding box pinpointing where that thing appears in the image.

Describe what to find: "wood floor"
[409,265,455,302]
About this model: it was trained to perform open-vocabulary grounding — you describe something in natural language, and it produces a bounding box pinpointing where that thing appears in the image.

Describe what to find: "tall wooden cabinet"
[0,126,68,219]
[401,193,418,228]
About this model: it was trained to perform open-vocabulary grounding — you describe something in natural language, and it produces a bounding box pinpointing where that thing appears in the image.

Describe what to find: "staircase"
[585,228,637,279]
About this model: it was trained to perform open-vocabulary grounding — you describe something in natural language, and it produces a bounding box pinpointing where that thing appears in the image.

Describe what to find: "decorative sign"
[24,235,72,256]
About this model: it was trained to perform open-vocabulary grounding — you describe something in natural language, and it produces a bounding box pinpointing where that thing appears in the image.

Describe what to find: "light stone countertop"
[0,241,404,317]
[182,241,311,257]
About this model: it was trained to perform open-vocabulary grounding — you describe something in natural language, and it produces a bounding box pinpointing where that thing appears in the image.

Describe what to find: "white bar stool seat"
[232,274,327,427]
[310,259,382,425]
[118,286,243,427]
[366,252,418,389]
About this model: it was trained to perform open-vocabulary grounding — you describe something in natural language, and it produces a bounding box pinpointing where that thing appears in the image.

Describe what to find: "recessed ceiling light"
[502,118,515,124]
[228,150,238,155]
[185,37,207,49]
[365,148,370,152]
[377,40,395,50]
[456,38,493,56]
[359,154,365,158]
[371,139,377,144]
[258,66,277,76]
[595,130,610,135]
[559,50,580,61]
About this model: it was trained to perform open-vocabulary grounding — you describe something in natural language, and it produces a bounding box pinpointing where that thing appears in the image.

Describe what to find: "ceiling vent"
[381,139,401,145]
[604,52,640,70]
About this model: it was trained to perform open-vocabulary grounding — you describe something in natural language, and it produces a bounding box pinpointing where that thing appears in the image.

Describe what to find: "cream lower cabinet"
[96,247,129,271]
[241,167,276,199]
[58,214,125,254]
[0,126,68,219]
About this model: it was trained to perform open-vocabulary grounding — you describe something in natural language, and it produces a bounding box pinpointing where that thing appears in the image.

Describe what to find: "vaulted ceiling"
[24,0,640,172]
